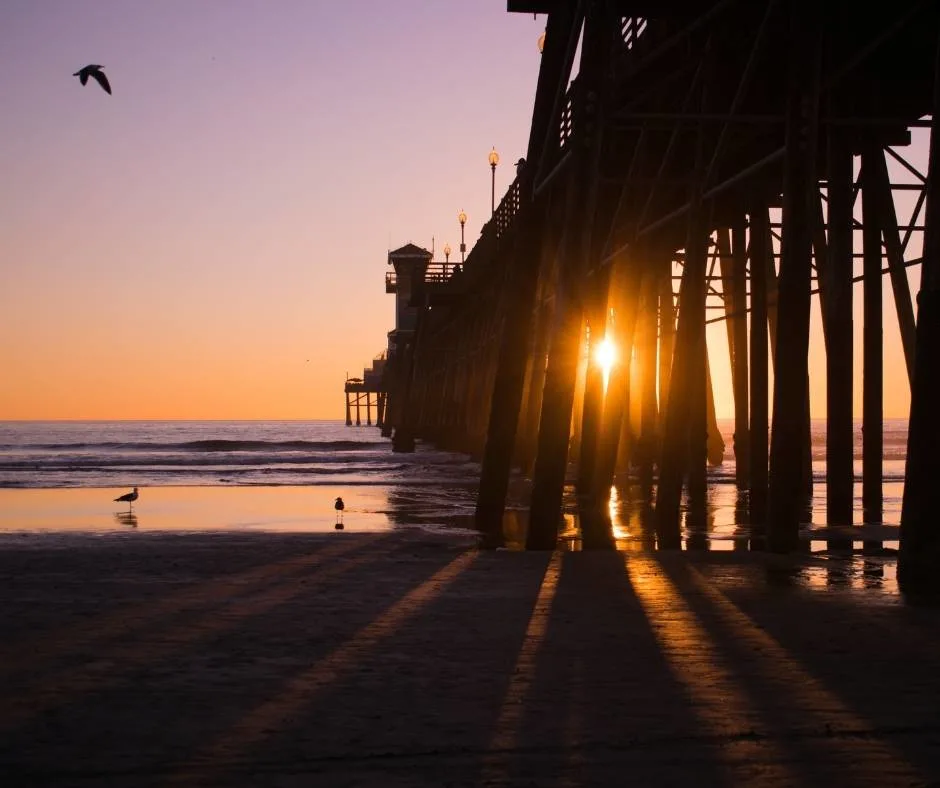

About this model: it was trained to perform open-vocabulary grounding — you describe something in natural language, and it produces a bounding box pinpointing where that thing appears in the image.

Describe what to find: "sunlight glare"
[595,336,617,375]
[595,337,617,394]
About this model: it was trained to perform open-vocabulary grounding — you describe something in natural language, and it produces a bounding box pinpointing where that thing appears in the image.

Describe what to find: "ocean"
[0,420,481,491]
[0,418,909,540]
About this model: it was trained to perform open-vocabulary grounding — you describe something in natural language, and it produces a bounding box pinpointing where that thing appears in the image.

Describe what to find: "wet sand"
[0,486,412,534]
[1,526,938,787]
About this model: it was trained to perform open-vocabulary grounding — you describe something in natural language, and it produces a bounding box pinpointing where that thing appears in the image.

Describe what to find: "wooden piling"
[685,225,711,528]
[475,205,545,543]
[861,148,884,546]
[870,149,917,381]
[527,279,586,549]
[592,257,642,499]
[731,218,750,486]
[526,3,612,550]
[635,268,660,490]
[900,31,940,593]
[656,232,707,549]
[825,134,855,548]
[749,205,770,537]
[767,1,821,553]
[658,266,676,440]
[576,268,612,497]
[718,221,748,489]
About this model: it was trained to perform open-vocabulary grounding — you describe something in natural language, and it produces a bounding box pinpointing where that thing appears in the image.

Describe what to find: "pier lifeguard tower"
[344,243,433,448]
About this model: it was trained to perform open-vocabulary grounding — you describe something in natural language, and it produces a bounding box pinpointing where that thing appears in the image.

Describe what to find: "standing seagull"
[114,487,139,510]
[334,496,345,529]
[73,64,111,94]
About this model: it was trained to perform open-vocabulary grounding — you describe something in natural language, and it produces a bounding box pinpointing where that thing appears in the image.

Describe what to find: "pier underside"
[378,1,940,595]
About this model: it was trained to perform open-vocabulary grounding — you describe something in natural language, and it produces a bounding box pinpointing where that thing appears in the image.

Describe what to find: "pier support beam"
[577,268,612,498]
[749,205,770,537]
[592,259,642,499]
[656,227,708,549]
[825,134,855,547]
[861,147,884,544]
[686,229,710,526]
[516,284,553,474]
[527,273,585,548]
[767,1,821,553]
[870,149,917,381]
[526,3,612,550]
[727,221,750,487]
[658,267,676,450]
[636,268,660,491]
[475,207,545,544]
[900,35,940,595]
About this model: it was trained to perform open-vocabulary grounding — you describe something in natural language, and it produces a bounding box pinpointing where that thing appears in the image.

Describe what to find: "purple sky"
[0,1,544,418]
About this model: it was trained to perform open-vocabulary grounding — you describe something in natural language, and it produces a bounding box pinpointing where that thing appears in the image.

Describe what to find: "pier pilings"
[367,1,937,567]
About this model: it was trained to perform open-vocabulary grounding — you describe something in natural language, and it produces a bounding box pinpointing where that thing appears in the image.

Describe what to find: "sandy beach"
[1,521,938,786]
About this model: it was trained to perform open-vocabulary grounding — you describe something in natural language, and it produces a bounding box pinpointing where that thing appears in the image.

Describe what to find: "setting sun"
[595,336,617,380]
[595,336,617,372]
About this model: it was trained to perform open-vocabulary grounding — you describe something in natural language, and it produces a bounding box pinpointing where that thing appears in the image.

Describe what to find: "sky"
[0,1,542,419]
[0,1,926,421]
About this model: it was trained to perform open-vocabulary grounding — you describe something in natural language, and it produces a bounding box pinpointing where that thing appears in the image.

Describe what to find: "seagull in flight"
[114,487,139,510]
[73,64,111,95]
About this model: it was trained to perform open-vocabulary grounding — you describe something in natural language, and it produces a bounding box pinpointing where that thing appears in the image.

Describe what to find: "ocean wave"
[0,463,409,474]
[1,439,388,452]
[0,452,476,470]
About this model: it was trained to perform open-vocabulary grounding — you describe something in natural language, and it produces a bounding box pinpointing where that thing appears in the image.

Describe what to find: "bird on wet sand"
[334,496,345,530]
[73,65,111,94]
[114,487,139,510]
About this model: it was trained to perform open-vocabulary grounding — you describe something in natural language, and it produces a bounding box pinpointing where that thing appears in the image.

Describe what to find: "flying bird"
[114,487,139,509]
[73,64,111,95]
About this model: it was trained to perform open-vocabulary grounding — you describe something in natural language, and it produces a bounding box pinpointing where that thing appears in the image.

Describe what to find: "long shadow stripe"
[481,551,561,783]
[556,654,586,788]
[625,555,797,785]
[168,549,479,785]
[682,562,925,786]
[0,538,391,734]
[0,535,383,682]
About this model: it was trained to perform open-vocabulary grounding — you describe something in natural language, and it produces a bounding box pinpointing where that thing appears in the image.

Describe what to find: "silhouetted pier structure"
[364,1,940,595]
[344,353,387,427]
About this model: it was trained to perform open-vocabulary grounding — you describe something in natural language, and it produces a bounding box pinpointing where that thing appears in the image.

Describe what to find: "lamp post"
[458,210,467,263]
[488,147,499,216]
[443,243,451,276]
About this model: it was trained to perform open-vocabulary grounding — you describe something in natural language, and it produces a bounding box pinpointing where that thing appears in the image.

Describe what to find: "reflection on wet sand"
[114,511,138,529]
[501,479,902,595]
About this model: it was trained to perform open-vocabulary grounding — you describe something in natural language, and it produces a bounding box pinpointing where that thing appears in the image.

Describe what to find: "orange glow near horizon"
[0,4,543,421]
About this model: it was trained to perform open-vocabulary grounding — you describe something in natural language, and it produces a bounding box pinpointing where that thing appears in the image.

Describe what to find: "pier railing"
[390,15,655,295]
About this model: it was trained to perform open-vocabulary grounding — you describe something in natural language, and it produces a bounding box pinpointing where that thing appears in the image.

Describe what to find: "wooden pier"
[354,1,940,595]
[344,357,386,428]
